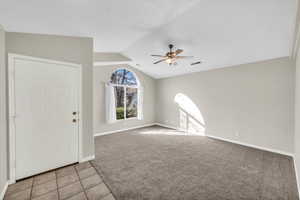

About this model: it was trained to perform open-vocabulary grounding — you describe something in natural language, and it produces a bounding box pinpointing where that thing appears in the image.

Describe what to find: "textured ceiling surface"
[1,0,297,78]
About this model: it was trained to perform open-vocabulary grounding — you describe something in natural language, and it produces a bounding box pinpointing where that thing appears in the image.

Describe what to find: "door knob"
[72,119,77,123]
[72,112,77,115]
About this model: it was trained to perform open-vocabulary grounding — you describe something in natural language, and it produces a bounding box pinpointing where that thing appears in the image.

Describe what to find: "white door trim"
[8,53,83,183]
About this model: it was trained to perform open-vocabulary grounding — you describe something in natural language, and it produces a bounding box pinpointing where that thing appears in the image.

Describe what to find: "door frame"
[8,53,83,183]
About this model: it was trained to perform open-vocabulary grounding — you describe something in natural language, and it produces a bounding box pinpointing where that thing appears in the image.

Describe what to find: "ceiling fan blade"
[175,49,184,55]
[176,56,194,59]
[154,59,167,64]
[151,55,166,57]
[190,61,202,66]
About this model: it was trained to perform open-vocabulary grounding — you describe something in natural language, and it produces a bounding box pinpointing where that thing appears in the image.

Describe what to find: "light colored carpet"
[92,126,299,200]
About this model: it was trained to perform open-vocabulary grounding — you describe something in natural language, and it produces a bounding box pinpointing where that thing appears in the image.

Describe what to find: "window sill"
[116,117,138,121]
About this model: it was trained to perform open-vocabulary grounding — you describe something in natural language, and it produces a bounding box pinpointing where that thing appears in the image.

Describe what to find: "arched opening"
[174,93,205,135]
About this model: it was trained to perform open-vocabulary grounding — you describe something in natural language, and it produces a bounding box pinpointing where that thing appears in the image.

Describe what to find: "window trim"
[112,83,139,121]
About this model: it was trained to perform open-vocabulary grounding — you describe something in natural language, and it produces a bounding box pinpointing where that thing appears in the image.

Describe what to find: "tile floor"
[4,162,116,200]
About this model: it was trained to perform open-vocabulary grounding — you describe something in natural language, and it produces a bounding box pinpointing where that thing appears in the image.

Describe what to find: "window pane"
[110,69,137,86]
[126,87,138,118]
[114,86,124,120]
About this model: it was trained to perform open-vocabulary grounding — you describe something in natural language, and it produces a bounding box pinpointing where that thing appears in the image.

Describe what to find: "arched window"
[107,69,142,121]
[110,68,138,86]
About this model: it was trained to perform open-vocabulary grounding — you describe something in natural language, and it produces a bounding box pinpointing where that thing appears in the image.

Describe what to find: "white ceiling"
[0,0,298,78]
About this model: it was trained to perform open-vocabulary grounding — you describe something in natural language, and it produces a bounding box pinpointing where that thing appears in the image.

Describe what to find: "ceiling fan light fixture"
[166,58,172,64]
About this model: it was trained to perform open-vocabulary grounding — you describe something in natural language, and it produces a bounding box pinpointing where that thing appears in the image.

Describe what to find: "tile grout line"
[29,177,34,199]
[3,179,34,199]
[56,166,85,200]
[59,189,84,200]
[31,173,58,199]
[6,164,96,200]
[74,164,89,200]
[90,161,117,200]
[54,171,60,200]
[31,167,79,200]
[58,165,86,200]
[55,167,88,200]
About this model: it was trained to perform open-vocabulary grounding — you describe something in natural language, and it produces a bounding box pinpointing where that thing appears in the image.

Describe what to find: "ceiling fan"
[151,44,202,66]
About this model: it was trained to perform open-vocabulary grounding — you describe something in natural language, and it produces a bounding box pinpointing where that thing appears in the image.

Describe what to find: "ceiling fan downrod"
[169,44,174,52]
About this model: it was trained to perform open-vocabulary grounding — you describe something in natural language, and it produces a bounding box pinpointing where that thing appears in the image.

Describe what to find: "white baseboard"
[155,123,177,130]
[94,123,156,137]
[0,181,8,200]
[294,158,300,197]
[206,134,294,157]
[80,155,95,163]
[154,123,186,132]
[155,123,294,157]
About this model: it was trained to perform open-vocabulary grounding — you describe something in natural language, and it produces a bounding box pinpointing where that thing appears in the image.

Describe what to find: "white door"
[12,56,80,180]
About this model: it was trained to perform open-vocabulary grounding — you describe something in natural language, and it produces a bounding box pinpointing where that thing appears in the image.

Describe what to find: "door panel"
[14,58,79,179]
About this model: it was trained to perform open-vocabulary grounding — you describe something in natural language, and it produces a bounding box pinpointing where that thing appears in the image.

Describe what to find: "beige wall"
[6,32,95,158]
[294,1,300,192]
[156,57,295,153]
[94,53,131,62]
[0,25,8,197]
[94,65,156,134]
[295,37,300,193]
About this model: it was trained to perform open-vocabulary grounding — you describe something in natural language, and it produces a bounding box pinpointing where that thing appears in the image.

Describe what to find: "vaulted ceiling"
[1,0,298,78]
